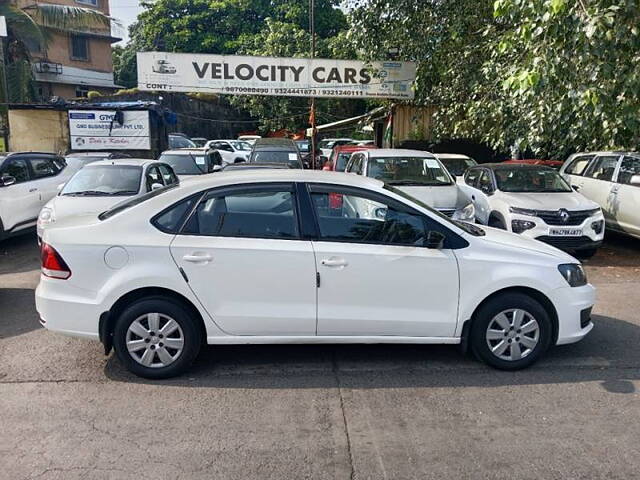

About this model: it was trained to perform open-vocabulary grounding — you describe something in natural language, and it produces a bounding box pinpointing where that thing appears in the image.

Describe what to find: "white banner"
[0,17,6,38]
[137,52,416,100]
[68,110,151,150]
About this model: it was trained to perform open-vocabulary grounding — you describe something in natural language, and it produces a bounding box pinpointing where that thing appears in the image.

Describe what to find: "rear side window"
[564,155,594,176]
[617,156,640,185]
[29,158,58,178]
[182,185,298,239]
[583,155,619,181]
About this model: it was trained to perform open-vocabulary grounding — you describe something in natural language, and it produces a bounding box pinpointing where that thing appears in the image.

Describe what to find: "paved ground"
[1,232,639,480]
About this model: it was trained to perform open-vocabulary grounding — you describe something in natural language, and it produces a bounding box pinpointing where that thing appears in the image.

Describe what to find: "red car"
[325,145,377,172]
[504,159,563,170]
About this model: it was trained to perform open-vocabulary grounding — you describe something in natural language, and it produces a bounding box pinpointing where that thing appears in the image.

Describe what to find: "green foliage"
[348,0,640,158]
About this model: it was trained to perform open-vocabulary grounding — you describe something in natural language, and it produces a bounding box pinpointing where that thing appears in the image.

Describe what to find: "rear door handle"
[321,258,348,268]
[29,188,38,192]
[183,253,212,263]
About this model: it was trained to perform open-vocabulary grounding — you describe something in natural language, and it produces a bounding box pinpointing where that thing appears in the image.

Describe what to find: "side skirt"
[206,336,461,345]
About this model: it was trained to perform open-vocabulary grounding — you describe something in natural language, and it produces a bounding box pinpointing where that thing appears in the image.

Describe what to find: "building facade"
[15,0,120,99]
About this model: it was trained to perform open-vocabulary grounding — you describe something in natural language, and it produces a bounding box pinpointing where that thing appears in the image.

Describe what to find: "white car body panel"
[35,170,595,352]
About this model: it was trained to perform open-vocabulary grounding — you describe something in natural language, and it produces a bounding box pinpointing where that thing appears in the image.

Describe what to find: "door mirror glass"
[212,164,223,172]
[424,230,446,249]
[0,175,16,187]
[151,182,164,191]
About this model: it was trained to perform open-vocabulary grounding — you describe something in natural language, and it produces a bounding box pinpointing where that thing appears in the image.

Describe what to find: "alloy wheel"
[485,308,540,362]
[125,313,185,368]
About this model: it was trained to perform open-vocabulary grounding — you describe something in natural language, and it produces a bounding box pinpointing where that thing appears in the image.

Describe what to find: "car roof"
[66,152,115,158]
[477,163,557,170]
[253,138,296,146]
[434,153,471,160]
[366,149,437,158]
[334,145,377,153]
[83,158,157,167]
[2,151,60,158]
[161,149,209,155]
[222,163,291,170]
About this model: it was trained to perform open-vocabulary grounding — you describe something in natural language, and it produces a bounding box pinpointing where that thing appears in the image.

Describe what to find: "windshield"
[168,135,197,149]
[62,165,141,196]
[250,151,301,168]
[159,154,206,175]
[230,141,251,151]
[495,167,572,193]
[440,157,476,176]
[367,157,452,186]
[295,141,310,152]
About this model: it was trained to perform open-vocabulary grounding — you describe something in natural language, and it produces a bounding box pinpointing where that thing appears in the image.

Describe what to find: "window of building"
[75,86,89,98]
[75,0,98,6]
[70,35,89,61]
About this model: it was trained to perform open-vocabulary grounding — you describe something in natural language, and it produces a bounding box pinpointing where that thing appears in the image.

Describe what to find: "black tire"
[488,214,506,229]
[470,292,552,370]
[113,296,202,379]
[575,247,598,259]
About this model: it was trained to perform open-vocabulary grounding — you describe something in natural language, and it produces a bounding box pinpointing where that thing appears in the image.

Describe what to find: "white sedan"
[37,159,179,239]
[36,170,595,378]
[462,163,604,257]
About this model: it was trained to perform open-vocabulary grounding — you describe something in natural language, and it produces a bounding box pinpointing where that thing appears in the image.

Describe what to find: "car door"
[609,155,640,236]
[308,184,460,337]
[0,157,39,231]
[27,156,65,206]
[170,183,317,335]
[561,154,595,189]
[578,154,622,222]
[463,168,491,224]
[213,142,235,164]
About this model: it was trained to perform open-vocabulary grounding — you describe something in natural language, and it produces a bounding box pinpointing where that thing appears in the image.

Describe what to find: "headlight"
[558,264,587,287]
[453,202,475,221]
[509,206,537,216]
[38,207,55,226]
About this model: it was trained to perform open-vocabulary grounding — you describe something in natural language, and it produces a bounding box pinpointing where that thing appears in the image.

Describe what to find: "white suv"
[0,152,72,241]
[560,151,640,239]
[463,163,604,257]
[204,140,252,165]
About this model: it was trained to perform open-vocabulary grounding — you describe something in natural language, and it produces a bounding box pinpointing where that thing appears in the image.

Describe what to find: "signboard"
[68,110,151,150]
[0,17,6,38]
[137,52,416,100]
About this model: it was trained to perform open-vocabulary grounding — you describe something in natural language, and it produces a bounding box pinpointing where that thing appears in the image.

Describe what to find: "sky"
[110,0,145,44]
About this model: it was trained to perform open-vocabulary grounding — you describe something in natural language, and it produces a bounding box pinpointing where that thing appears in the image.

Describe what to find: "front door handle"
[29,188,38,193]
[321,258,348,268]
[183,253,212,263]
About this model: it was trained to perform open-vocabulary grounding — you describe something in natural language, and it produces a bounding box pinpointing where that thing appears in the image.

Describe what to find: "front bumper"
[548,283,596,345]
[510,212,604,251]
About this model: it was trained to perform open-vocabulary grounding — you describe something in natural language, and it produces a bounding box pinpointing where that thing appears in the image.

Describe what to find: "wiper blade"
[63,190,111,196]
[107,190,138,195]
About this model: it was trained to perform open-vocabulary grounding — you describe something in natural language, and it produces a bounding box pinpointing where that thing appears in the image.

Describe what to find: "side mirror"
[424,231,446,249]
[630,174,640,186]
[0,175,16,187]
[212,164,223,172]
[151,182,164,191]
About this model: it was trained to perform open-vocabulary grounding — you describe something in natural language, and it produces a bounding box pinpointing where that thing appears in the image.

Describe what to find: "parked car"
[318,138,354,158]
[204,139,252,164]
[505,159,564,170]
[345,149,475,221]
[37,159,179,240]
[237,135,261,145]
[191,138,208,148]
[36,170,595,378]
[434,154,478,178]
[168,133,197,149]
[463,163,604,257]
[327,145,377,172]
[0,152,72,241]
[222,162,293,171]
[249,138,304,169]
[65,152,131,174]
[560,151,640,239]
[158,149,223,179]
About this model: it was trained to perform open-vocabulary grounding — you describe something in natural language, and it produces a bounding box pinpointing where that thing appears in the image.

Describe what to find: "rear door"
[170,183,318,336]
[463,168,491,224]
[308,183,460,337]
[0,157,39,231]
[561,154,595,189]
[610,156,640,236]
[28,156,66,206]
[579,154,622,222]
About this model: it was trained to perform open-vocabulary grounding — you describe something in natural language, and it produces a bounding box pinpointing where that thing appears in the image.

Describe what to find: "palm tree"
[0,2,115,102]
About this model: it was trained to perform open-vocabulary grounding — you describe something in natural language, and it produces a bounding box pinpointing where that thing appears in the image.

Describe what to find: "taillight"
[41,242,71,279]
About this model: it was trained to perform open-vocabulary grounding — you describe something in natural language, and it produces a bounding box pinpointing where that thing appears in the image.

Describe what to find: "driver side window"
[309,185,428,246]
[1,158,30,183]
[478,171,494,193]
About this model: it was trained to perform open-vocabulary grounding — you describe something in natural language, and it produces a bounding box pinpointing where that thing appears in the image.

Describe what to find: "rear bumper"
[35,278,101,340]
[548,283,596,345]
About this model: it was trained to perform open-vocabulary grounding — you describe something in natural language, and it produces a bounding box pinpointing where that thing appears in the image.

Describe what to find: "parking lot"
[1,232,639,480]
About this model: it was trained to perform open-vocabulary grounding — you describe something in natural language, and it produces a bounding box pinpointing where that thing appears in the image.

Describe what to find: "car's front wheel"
[113,297,202,379]
[470,293,553,370]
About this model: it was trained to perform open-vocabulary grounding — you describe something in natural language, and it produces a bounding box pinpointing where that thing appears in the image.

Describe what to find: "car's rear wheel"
[470,293,552,370]
[113,297,202,379]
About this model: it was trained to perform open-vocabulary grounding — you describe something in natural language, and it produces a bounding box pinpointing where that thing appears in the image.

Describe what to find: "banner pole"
[309,0,316,169]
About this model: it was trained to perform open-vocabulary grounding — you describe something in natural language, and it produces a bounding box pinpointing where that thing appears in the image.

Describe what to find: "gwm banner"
[68,110,151,150]
[137,52,416,100]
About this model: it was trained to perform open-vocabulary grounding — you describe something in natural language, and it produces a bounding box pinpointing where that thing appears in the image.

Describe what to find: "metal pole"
[309,0,316,169]
[0,37,9,151]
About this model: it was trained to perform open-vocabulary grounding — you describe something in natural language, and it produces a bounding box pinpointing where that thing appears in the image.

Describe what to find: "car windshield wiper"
[386,180,448,186]
[106,190,139,195]
[62,190,112,196]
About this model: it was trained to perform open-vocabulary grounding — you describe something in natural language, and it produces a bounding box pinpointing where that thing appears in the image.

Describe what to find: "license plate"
[549,228,583,236]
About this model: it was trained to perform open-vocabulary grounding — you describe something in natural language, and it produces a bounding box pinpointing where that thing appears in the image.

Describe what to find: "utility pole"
[0,17,8,152]
[309,0,316,169]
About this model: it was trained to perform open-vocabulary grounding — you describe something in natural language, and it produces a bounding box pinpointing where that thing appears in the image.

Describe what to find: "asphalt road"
[1,232,639,480]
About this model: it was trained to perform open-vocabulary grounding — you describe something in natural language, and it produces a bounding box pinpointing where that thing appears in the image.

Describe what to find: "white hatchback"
[36,170,595,378]
[463,163,604,257]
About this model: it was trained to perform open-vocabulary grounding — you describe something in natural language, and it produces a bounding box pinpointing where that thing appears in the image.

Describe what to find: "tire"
[469,292,552,370]
[488,214,506,230]
[113,296,202,379]
[575,247,598,259]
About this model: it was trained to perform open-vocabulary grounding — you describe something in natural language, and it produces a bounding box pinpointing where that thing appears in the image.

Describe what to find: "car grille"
[437,208,456,218]
[535,235,594,250]
[535,209,597,226]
